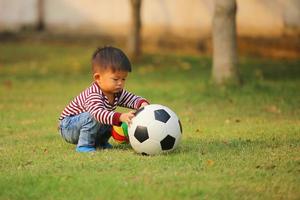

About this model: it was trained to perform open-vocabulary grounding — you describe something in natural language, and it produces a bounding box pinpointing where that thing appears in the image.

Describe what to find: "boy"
[58,46,149,152]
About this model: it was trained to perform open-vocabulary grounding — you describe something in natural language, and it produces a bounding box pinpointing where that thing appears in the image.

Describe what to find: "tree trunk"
[212,0,241,85]
[36,0,45,31]
[128,0,142,60]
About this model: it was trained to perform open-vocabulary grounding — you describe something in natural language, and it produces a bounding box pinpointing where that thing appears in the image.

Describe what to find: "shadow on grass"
[178,137,296,155]
[241,58,300,81]
[106,134,298,156]
[110,138,259,156]
[112,143,132,150]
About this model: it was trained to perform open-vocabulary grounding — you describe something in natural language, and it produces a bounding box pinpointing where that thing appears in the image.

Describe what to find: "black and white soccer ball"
[128,104,182,155]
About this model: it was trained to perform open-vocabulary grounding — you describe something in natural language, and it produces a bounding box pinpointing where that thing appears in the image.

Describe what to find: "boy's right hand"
[120,111,135,126]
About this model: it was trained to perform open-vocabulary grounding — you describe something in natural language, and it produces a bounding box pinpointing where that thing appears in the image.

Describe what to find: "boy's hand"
[140,102,149,108]
[120,111,135,126]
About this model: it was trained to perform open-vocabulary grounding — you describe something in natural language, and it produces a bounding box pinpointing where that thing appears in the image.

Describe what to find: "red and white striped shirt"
[59,82,148,125]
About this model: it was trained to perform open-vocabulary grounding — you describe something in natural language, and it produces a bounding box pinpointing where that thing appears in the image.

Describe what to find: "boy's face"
[94,69,128,94]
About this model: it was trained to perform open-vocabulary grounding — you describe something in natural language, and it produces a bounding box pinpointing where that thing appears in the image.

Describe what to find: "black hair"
[92,46,132,73]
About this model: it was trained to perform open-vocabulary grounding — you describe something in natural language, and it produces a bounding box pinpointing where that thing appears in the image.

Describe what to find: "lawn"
[0,40,299,200]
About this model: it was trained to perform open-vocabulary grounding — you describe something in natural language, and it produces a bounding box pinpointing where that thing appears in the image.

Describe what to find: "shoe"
[76,146,96,152]
[99,142,113,149]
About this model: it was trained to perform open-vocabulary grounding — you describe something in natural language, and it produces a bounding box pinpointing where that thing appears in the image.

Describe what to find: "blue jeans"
[59,112,112,148]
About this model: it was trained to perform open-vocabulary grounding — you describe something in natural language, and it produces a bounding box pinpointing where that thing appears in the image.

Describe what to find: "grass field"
[0,40,299,200]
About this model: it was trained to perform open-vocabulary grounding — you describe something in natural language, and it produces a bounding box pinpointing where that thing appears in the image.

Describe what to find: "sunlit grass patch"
[0,41,299,200]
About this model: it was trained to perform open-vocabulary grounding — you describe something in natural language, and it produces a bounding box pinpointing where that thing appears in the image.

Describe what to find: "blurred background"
[0,2,300,199]
[0,0,299,59]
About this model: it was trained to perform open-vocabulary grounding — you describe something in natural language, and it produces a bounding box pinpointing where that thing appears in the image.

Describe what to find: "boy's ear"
[93,73,100,81]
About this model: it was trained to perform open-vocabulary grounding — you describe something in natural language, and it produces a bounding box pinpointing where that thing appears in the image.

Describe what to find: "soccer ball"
[128,104,182,155]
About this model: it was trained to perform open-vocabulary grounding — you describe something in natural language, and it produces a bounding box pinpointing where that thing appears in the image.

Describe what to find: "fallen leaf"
[265,164,276,170]
[25,161,33,165]
[207,159,214,166]
[264,105,281,114]
[222,140,228,145]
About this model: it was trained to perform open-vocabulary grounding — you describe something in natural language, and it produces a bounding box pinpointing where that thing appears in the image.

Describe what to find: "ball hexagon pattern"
[154,109,171,123]
[160,135,176,150]
[134,126,149,143]
[128,104,182,155]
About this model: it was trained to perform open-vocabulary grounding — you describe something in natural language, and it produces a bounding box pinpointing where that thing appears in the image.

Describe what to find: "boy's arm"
[85,94,122,126]
[118,90,149,109]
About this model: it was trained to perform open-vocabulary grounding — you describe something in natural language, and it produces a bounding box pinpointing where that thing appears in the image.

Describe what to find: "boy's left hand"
[140,102,149,108]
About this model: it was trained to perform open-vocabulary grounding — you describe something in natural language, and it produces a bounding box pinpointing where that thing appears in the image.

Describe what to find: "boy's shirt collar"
[93,82,102,94]
[92,82,122,105]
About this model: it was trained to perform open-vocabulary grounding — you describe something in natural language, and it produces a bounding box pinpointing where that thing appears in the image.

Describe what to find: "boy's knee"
[81,112,100,128]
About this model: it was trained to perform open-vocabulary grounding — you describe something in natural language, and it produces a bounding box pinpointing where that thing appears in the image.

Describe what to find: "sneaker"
[76,146,96,152]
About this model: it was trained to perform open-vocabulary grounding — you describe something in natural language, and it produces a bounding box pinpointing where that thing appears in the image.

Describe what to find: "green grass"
[0,40,299,200]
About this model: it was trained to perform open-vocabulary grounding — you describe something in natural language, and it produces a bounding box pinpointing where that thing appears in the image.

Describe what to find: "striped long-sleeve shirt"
[59,82,148,125]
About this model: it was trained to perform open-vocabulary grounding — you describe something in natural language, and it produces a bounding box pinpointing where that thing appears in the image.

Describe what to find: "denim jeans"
[59,112,112,148]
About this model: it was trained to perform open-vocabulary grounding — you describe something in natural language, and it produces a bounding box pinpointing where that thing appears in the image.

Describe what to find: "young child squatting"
[58,46,149,152]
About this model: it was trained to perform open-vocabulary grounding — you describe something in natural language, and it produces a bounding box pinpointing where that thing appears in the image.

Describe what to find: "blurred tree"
[128,0,142,60]
[36,0,45,31]
[212,0,241,85]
